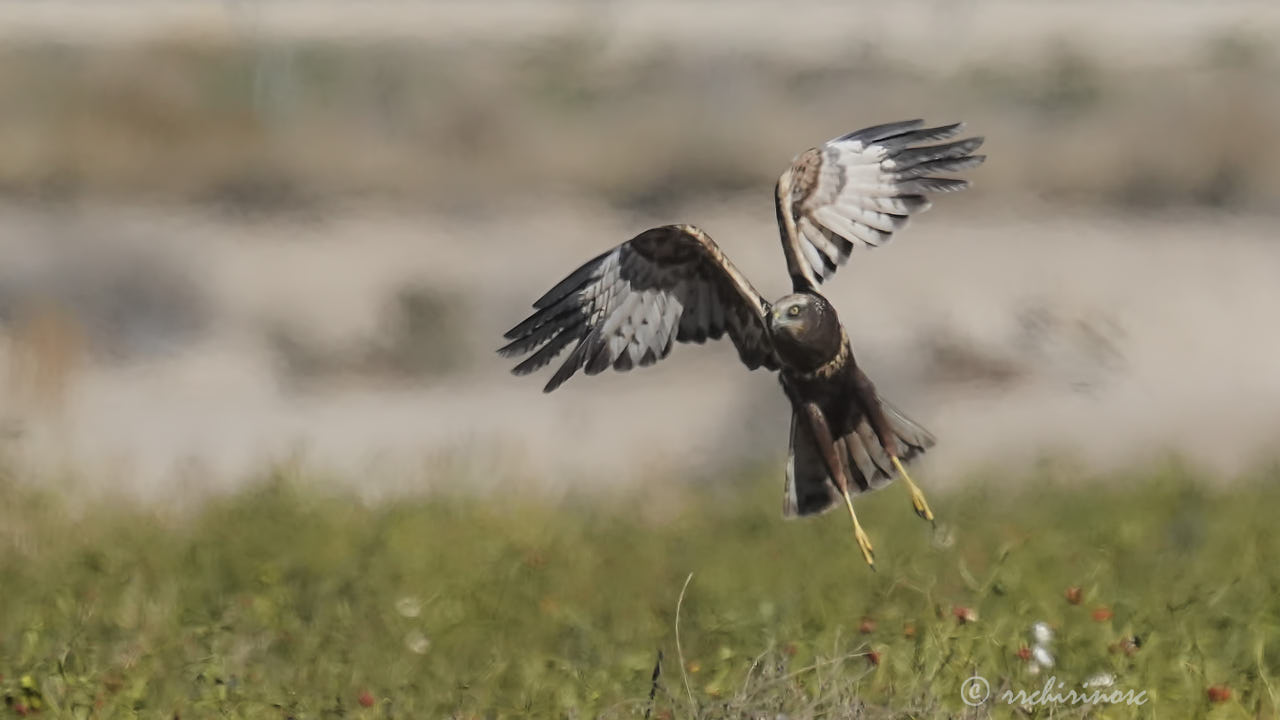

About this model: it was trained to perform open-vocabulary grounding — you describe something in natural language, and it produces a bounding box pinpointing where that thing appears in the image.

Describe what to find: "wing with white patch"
[775,119,986,291]
[500,224,778,392]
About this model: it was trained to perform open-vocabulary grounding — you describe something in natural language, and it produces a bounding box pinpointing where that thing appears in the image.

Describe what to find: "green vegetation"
[2,461,1278,718]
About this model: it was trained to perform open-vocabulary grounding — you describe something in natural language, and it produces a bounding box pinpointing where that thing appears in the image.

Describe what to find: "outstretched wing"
[500,224,778,392]
[775,119,986,291]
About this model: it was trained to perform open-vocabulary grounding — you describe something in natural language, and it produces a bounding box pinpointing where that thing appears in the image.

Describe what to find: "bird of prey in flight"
[500,120,985,568]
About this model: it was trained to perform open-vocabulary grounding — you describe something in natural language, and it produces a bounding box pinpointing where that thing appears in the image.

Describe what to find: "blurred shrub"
[1205,29,1270,71]
[1035,45,1104,115]
[370,285,468,379]
[918,329,1024,388]
[917,300,1125,393]
[0,301,85,420]
[268,283,466,390]
[0,31,1276,211]
[0,251,211,363]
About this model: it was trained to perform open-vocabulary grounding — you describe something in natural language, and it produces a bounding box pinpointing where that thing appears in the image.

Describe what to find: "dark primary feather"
[778,119,986,291]
[500,224,778,392]
[873,122,967,150]
[835,118,930,144]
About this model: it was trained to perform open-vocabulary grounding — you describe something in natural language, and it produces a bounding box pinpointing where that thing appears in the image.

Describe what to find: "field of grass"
[2,460,1278,718]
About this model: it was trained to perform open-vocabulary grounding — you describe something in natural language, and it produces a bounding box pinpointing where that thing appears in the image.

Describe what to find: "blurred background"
[1,0,1278,501]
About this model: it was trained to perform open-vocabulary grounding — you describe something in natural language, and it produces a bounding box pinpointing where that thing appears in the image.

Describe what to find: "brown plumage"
[500,119,985,564]
[767,293,937,517]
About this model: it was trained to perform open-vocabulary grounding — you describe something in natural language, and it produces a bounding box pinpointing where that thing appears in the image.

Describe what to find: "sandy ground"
[1,199,1277,500]
[0,0,1277,499]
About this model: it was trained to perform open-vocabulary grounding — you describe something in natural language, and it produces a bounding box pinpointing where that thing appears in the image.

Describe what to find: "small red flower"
[1064,586,1083,605]
[1016,646,1032,661]
[783,643,798,657]
[867,650,881,666]
[953,606,978,624]
[358,691,375,708]
[13,702,29,717]
[1207,685,1231,703]
[1091,607,1113,622]
[903,623,917,639]
[1115,636,1141,656]
[858,617,876,634]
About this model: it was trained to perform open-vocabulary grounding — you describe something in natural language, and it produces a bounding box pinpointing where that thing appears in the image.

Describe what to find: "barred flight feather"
[777,119,986,291]
[500,224,778,392]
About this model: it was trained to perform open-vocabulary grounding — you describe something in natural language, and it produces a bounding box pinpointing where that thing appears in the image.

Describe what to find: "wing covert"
[500,224,778,392]
[776,119,986,291]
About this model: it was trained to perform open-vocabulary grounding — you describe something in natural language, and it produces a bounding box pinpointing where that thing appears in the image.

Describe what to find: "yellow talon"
[839,488,876,569]
[892,455,934,524]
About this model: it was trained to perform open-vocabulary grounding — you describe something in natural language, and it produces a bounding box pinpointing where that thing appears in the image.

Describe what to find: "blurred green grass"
[2,460,1278,718]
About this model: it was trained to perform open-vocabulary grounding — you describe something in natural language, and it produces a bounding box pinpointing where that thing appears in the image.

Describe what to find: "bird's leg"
[801,402,875,569]
[891,456,934,524]
[853,368,934,525]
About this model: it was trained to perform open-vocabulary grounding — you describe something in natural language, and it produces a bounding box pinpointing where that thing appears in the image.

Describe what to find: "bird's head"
[768,292,842,367]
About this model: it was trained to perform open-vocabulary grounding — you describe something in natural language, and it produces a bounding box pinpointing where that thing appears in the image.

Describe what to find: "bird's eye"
[787,306,801,317]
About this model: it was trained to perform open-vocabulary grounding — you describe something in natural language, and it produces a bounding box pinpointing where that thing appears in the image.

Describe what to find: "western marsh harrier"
[501,120,985,567]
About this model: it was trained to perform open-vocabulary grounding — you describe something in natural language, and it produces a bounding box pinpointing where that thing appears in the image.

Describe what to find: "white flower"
[395,596,422,618]
[1032,646,1054,669]
[1083,672,1115,689]
[404,630,431,654]
[930,523,956,549]
[1031,622,1054,646]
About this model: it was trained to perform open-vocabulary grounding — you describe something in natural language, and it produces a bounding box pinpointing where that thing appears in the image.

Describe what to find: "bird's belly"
[781,370,860,428]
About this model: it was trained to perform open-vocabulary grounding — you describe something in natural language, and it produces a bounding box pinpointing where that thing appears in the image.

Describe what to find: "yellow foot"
[892,456,935,525]
[840,489,876,569]
[853,522,877,571]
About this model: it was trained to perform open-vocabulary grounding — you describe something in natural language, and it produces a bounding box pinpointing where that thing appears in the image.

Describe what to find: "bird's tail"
[782,398,935,518]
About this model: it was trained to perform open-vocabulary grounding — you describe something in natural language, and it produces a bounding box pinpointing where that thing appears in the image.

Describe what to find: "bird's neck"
[777,327,847,375]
